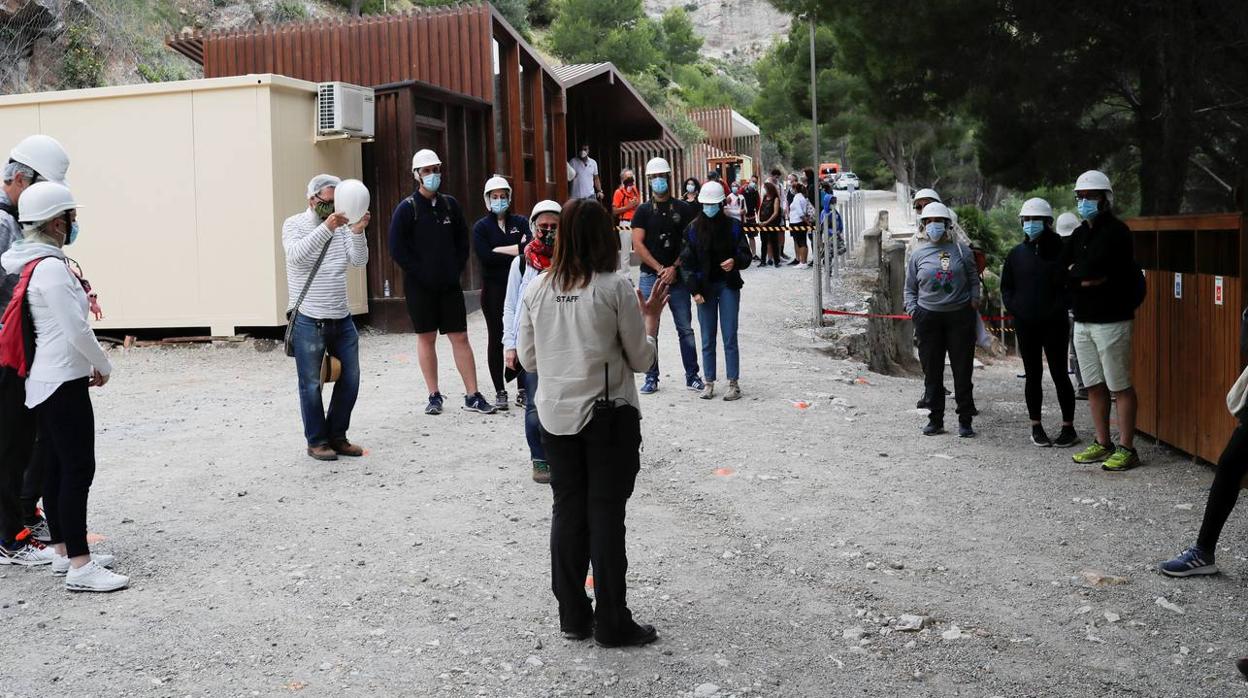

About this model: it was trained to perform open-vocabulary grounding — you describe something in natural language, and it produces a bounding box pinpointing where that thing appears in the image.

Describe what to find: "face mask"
[703,204,721,218]
[579,149,589,159]
[623,178,635,187]
[925,222,946,241]
[314,201,334,220]
[1076,198,1099,220]
[650,177,668,195]
[422,173,441,192]
[61,214,79,246]
[489,198,509,215]
[1022,220,1044,239]
[686,183,696,193]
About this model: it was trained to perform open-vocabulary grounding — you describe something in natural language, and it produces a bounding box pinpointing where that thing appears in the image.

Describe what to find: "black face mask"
[623,179,634,186]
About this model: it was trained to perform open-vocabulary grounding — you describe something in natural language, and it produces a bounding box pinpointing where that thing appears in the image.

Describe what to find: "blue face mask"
[925,222,946,241]
[650,177,668,195]
[422,173,442,193]
[489,198,509,215]
[1022,220,1044,239]
[1076,198,1099,220]
[703,204,721,218]
[66,221,79,245]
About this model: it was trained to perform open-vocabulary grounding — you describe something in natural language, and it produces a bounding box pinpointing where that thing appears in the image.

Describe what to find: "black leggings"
[35,378,96,559]
[915,306,976,423]
[1198,423,1248,552]
[760,230,781,264]
[0,371,35,544]
[1015,316,1076,423]
[481,280,508,393]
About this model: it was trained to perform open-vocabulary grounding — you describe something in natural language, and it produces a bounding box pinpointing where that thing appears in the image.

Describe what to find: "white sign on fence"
[1174,272,1183,300]
[1215,276,1225,306]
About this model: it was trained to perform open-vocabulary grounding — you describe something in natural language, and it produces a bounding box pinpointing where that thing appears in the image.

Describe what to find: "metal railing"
[812,188,865,327]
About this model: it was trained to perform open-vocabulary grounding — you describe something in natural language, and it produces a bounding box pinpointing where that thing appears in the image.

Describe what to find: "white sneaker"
[699,382,716,400]
[27,519,51,543]
[52,551,116,576]
[64,559,129,592]
[0,542,56,566]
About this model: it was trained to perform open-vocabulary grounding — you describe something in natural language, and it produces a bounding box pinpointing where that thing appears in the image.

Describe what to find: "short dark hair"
[770,168,782,178]
[549,198,619,292]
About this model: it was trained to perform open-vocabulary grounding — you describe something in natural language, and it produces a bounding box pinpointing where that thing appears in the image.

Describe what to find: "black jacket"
[388,192,470,291]
[1059,211,1141,323]
[679,215,752,296]
[471,213,527,285]
[1001,228,1070,324]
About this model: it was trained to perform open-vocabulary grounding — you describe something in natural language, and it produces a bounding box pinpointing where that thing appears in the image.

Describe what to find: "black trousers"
[542,406,642,638]
[0,370,36,544]
[35,378,96,558]
[481,280,508,393]
[1198,423,1248,551]
[760,231,781,264]
[916,305,976,423]
[1015,315,1076,423]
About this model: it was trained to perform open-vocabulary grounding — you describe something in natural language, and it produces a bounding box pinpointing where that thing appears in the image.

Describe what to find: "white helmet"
[18,181,78,223]
[411,149,442,172]
[1055,212,1079,237]
[482,174,511,207]
[918,201,952,222]
[529,199,561,235]
[1018,197,1054,219]
[10,134,70,185]
[334,179,370,224]
[644,157,671,176]
[697,181,726,204]
[911,187,941,204]
[1074,170,1112,194]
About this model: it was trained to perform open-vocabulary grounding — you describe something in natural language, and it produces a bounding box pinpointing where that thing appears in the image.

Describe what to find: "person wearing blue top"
[473,175,528,410]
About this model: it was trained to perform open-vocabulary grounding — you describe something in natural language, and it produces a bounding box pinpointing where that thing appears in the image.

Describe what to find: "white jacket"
[501,256,542,352]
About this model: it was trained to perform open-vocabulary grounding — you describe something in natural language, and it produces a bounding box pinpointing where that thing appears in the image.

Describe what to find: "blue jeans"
[638,271,699,384]
[293,314,361,447]
[696,282,740,382]
[521,369,546,462]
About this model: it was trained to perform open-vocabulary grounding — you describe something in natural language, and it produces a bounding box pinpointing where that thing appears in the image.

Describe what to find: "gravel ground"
[4,191,1248,697]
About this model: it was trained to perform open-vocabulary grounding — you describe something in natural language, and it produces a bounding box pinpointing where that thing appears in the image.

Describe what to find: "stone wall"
[644,0,790,61]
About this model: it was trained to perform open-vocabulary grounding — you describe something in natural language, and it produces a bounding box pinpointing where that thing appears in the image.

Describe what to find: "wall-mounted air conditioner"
[317,82,375,139]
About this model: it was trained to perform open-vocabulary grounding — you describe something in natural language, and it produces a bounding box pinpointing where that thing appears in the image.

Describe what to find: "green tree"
[547,0,663,75]
[659,8,701,72]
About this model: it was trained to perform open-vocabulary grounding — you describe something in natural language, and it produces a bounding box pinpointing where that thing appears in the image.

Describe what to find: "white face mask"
[579,149,589,159]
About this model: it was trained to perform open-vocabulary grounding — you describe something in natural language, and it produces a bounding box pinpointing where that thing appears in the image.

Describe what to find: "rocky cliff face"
[645,0,790,61]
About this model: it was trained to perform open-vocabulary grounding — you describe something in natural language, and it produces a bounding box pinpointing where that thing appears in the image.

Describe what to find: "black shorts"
[792,230,808,248]
[405,284,467,335]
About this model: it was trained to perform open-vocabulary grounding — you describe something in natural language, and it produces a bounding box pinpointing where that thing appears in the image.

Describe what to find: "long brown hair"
[549,198,619,292]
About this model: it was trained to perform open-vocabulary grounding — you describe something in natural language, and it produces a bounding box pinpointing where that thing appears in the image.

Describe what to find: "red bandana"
[525,238,553,272]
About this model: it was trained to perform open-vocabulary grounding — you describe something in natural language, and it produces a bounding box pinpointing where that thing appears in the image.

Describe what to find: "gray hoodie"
[0,190,22,271]
[904,238,981,314]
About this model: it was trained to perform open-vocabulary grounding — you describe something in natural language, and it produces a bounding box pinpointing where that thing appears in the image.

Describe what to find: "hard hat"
[1055,212,1079,237]
[529,199,562,235]
[482,174,512,207]
[411,149,442,172]
[911,187,942,204]
[644,157,671,176]
[334,179,370,224]
[1074,170,1112,194]
[697,181,726,204]
[10,134,70,185]
[918,201,952,222]
[18,181,78,223]
[1018,197,1054,219]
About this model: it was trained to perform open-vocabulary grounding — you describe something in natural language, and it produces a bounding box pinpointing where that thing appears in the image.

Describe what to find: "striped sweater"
[282,209,368,320]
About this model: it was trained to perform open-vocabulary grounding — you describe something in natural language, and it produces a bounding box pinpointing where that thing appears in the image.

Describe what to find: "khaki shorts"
[1072,319,1133,392]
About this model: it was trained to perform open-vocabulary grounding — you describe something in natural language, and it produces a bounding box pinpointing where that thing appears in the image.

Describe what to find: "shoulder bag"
[283,236,334,357]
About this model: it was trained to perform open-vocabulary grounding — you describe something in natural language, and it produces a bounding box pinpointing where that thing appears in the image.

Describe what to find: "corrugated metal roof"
[551,63,612,87]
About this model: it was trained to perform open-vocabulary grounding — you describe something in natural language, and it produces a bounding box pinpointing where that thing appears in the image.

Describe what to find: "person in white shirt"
[517,198,667,648]
[568,143,602,201]
[786,182,814,268]
[282,175,370,462]
[0,182,125,592]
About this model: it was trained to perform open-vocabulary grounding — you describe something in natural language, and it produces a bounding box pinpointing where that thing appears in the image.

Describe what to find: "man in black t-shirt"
[632,157,704,395]
[742,179,760,261]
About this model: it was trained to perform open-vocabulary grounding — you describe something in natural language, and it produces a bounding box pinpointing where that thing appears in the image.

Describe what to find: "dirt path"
[3,192,1246,696]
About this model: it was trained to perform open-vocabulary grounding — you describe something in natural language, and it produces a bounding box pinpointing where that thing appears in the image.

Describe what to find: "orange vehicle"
[819,162,840,179]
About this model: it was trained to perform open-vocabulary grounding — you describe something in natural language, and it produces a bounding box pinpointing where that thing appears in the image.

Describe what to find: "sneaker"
[1072,441,1113,464]
[515,388,527,408]
[916,395,929,409]
[1159,545,1218,578]
[1053,425,1080,448]
[1031,425,1052,447]
[595,622,659,648]
[699,382,715,400]
[722,380,742,401]
[52,551,116,576]
[65,559,129,592]
[0,541,55,566]
[640,377,659,395]
[26,518,51,543]
[1102,445,1141,472]
[686,376,705,392]
[531,460,551,484]
[922,420,945,436]
[425,392,445,415]
[495,390,510,411]
[787,259,800,266]
[463,393,497,414]
[958,422,975,438]
[1075,387,1089,401]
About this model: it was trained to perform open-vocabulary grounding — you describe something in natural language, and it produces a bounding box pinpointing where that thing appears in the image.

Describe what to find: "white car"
[834,172,860,190]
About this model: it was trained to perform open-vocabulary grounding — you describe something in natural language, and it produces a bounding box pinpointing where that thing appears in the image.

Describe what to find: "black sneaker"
[463,392,497,414]
[922,420,945,436]
[595,622,658,648]
[1075,387,1089,401]
[1053,425,1080,448]
[425,392,445,415]
[1031,424,1052,447]
[495,389,510,411]
[515,388,527,408]
[958,422,975,438]
[916,394,929,409]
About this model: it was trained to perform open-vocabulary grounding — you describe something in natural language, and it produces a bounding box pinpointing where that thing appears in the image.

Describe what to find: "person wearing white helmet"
[632,156,704,395]
[1063,169,1144,472]
[282,174,371,462]
[502,199,561,483]
[904,201,981,437]
[472,174,527,411]
[0,182,125,591]
[1,135,71,275]
[679,181,752,401]
[389,148,496,416]
[1001,197,1079,448]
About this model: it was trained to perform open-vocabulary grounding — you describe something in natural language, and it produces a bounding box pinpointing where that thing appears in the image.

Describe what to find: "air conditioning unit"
[317,82,375,139]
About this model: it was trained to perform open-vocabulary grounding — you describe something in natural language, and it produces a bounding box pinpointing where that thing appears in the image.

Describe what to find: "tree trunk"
[350,0,363,16]
[1133,7,1196,215]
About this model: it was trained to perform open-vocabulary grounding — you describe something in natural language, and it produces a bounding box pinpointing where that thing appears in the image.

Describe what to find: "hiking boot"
[699,382,715,400]
[686,376,705,392]
[65,559,129,593]
[330,439,364,457]
[958,421,975,438]
[463,393,497,414]
[425,392,445,415]
[595,622,659,649]
[532,460,551,484]
[515,388,527,408]
[1159,545,1218,578]
[52,551,116,576]
[1102,445,1141,472]
[495,390,510,411]
[307,444,338,461]
[722,380,742,401]
[640,376,659,395]
[922,419,945,436]
[1053,425,1080,448]
[1072,441,1112,464]
[1031,425,1052,447]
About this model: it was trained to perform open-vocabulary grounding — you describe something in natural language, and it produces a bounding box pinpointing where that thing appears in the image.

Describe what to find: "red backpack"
[0,257,53,377]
